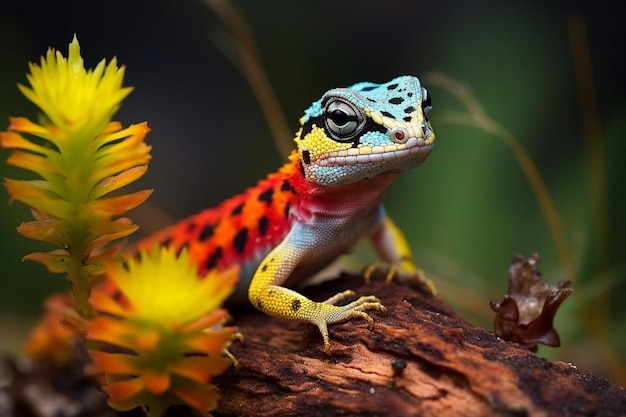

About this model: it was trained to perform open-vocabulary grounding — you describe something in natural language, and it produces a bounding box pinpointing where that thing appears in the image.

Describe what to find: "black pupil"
[329,109,349,126]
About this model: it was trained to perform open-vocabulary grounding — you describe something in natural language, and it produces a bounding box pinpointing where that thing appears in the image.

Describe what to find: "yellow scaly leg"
[248,241,387,354]
[365,216,438,295]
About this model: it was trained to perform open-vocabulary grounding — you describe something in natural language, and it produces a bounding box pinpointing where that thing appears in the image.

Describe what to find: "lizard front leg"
[248,239,387,354]
[366,216,438,295]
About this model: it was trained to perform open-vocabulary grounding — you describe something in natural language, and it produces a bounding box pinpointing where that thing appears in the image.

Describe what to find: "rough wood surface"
[214,274,625,417]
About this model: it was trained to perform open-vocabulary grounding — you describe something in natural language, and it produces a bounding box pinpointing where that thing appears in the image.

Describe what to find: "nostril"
[391,126,409,143]
[422,126,427,136]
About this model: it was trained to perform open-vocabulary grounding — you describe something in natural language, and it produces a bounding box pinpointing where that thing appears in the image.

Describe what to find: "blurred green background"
[1,1,624,385]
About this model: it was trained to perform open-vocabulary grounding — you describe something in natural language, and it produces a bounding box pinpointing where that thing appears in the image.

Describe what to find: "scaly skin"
[136,75,436,354]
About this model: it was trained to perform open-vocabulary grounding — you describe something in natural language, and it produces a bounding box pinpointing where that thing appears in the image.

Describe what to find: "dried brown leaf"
[490,253,573,351]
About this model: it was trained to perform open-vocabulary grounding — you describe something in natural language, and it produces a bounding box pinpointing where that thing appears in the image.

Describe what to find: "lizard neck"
[305,172,397,215]
[282,151,399,219]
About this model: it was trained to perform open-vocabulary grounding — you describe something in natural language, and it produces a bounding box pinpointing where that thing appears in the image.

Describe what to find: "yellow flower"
[18,34,132,139]
[0,36,152,317]
[87,246,238,415]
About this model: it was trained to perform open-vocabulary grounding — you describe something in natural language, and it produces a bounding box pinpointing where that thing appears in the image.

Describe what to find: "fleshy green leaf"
[16,218,67,246]
[23,249,75,273]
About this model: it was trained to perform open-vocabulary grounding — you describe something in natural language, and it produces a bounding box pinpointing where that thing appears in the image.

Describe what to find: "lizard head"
[294,75,435,186]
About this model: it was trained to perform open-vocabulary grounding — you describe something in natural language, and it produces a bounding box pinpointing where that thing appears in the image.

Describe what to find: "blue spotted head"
[294,75,434,186]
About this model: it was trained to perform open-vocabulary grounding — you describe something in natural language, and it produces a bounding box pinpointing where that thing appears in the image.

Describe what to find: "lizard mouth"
[317,136,434,167]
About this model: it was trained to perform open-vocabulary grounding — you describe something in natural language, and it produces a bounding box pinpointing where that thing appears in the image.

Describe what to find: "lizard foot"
[221,331,245,370]
[362,262,438,296]
[314,293,387,355]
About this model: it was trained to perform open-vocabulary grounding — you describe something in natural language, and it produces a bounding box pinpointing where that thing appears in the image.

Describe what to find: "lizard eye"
[421,87,432,116]
[324,98,365,140]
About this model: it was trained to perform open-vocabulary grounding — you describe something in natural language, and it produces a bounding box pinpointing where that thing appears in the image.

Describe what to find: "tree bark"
[214,274,625,417]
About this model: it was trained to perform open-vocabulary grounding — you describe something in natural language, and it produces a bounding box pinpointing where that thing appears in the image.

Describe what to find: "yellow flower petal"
[90,124,151,187]
[5,150,65,183]
[87,316,141,350]
[5,178,69,219]
[133,328,161,352]
[89,189,153,216]
[170,355,232,384]
[103,378,145,411]
[94,121,149,148]
[89,351,143,376]
[172,383,221,413]
[7,116,50,136]
[5,178,64,201]
[142,369,170,395]
[184,327,235,355]
[86,217,139,253]
[180,308,229,333]
[107,246,237,325]
[89,291,131,318]
[0,130,51,155]
[90,165,148,200]
[17,36,132,138]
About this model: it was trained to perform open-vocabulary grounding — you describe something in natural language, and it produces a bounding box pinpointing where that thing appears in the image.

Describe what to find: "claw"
[362,262,438,295]
[362,262,399,283]
[363,263,377,283]
[322,289,355,304]
[221,331,245,369]
[315,293,387,355]
[406,269,438,296]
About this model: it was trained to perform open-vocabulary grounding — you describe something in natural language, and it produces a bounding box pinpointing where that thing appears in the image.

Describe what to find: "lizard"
[136,75,436,354]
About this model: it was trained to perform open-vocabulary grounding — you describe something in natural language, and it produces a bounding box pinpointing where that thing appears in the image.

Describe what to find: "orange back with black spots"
[135,153,304,279]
